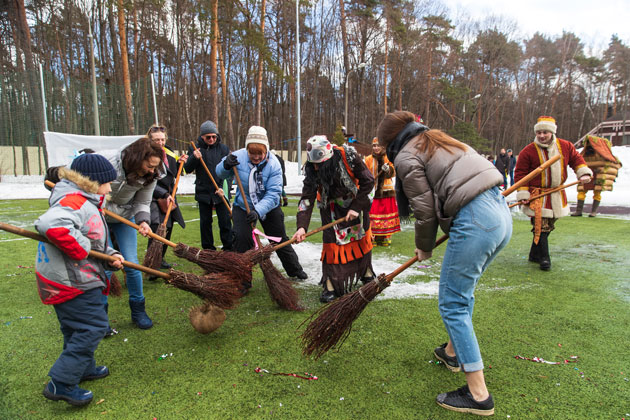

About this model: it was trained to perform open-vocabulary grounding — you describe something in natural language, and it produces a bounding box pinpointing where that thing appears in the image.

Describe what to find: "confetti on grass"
[254,367,318,380]
[515,355,578,365]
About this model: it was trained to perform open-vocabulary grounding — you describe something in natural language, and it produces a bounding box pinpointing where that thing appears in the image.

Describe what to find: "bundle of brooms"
[231,166,302,311]
[183,218,345,334]
[0,222,241,310]
[144,158,185,269]
[300,155,562,358]
[44,179,250,283]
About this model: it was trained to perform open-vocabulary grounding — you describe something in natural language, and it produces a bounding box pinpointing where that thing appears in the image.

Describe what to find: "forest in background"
[2,0,630,161]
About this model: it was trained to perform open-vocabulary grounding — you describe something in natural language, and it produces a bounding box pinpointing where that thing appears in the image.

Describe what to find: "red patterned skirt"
[369,196,401,236]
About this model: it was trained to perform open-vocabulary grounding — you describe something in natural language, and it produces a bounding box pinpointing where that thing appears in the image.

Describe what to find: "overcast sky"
[440,0,630,54]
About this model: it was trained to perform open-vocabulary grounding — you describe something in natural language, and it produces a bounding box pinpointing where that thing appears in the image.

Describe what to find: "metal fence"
[0,68,157,175]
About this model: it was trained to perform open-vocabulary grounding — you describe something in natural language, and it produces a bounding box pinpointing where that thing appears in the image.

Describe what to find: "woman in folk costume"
[572,135,622,217]
[515,116,592,271]
[291,136,375,303]
[363,137,400,246]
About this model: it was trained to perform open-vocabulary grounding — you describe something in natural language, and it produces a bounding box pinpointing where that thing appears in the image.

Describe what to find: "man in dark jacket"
[507,149,517,186]
[184,120,234,250]
[494,148,509,189]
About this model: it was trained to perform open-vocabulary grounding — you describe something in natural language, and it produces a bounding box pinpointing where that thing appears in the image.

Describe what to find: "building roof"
[604,111,630,123]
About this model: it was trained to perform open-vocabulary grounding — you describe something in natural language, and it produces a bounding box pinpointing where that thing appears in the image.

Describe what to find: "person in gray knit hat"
[184,120,234,250]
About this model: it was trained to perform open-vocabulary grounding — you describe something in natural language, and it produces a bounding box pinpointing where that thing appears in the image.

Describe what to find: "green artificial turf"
[0,196,629,419]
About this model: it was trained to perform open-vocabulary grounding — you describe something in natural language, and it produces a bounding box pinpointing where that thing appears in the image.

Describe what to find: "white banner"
[43,132,143,167]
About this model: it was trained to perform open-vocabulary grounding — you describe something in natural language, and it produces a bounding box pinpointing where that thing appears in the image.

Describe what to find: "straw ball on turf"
[189,301,226,334]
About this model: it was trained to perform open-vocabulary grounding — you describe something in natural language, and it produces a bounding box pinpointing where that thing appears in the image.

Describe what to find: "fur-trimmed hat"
[245,126,270,151]
[534,116,557,134]
[69,153,117,185]
[306,135,334,163]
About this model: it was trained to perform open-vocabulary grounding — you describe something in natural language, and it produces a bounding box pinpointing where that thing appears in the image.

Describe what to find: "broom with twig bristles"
[301,235,449,358]
[0,222,241,309]
[300,155,563,358]
[144,158,185,269]
[45,179,250,283]
[231,166,305,311]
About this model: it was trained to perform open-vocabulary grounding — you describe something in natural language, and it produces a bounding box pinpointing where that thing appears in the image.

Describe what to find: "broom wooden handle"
[508,180,580,208]
[231,166,251,214]
[44,180,178,248]
[0,222,170,280]
[272,217,346,251]
[232,166,268,248]
[502,154,561,196]
[191,141,232,215]
[162,157,186,227]
[384,234,449,282]
[383,156,563,283]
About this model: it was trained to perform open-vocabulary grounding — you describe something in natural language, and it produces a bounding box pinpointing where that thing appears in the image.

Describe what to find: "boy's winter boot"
[81,366,110,382]
[129,299,153,329]
[538,232,551,271]
[572,200,584,216]
[589,200,600,217]
[103,303,118,338]
[43,379,93,406]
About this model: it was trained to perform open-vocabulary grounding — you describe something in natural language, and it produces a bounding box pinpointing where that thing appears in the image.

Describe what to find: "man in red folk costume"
[363,137,400,246]
[515,116,592,271]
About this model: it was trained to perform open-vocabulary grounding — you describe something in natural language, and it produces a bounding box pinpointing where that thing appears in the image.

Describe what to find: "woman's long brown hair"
[122,137,163,184]
[377,110,467,159]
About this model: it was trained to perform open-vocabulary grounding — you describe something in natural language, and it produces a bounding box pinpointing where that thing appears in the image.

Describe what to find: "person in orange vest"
[363,137,400,246]
[291,135,375,303]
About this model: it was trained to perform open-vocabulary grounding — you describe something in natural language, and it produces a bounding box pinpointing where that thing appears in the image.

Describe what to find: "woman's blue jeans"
[438,187,512,372]
[104,220,144,303]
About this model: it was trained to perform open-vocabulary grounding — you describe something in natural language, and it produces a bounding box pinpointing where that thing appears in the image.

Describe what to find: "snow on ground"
[3,146,629,204]
[1,146,628,300]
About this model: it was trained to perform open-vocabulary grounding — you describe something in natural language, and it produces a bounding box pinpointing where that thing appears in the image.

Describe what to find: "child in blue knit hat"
[35,153,124,406]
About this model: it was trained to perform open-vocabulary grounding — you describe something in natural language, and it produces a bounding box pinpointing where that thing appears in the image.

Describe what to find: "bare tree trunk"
[218,39,235,148]
[397,44,402,111]
[383,23,388,115]
[255,0,266,125]
[6,0,45,173]
[209,0,219,122]
[424,40,433,122]
[338,0,349,76]
[117,0,134,134]
[132,5,139,80]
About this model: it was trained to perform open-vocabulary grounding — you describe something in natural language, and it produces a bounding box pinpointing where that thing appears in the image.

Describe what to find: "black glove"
[282,196,288,207]
[246,210,259,224]
[44,166,63,191]
[223,154,239,170]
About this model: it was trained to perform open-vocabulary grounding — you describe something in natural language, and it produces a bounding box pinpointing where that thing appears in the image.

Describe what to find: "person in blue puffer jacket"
[216,126,307,291]
[35,153,124,406]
